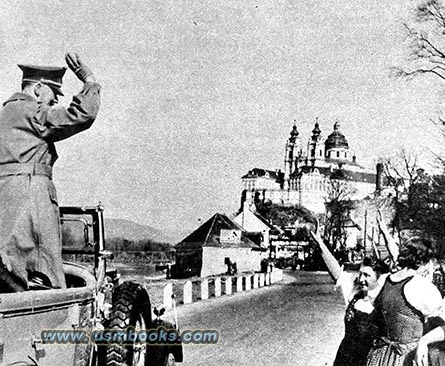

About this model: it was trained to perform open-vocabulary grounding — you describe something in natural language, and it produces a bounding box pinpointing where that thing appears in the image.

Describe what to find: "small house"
[173,213,266,278]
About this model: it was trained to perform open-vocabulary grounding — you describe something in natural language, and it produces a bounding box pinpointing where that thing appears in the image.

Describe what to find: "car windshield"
[61,213,96,265]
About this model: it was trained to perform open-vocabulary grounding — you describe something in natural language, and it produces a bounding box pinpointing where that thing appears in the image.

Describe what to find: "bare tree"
[392,2,445,253]
[323,178,356,259]
[326,179,355,202]
[395,1,445,161]
[395,1,445,81]
[379,149,423,201]
[378,148,445,243]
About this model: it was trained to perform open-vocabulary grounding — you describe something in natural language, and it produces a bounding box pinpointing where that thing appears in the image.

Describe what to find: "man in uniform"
[0,53,101,291]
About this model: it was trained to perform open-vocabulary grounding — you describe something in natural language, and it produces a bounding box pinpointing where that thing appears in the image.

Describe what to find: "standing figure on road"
[0,53,101,292]
[334,256,390,366]
[365,237,443,366]
[310,231,390,366]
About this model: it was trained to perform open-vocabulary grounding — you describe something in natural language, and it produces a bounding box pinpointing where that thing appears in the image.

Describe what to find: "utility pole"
[364,210,367,255]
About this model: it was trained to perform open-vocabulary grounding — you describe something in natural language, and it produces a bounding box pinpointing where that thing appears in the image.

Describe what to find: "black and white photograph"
[1,1,445,366]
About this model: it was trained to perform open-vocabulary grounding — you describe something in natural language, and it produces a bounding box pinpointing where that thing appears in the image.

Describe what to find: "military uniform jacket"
[0,81,101,289]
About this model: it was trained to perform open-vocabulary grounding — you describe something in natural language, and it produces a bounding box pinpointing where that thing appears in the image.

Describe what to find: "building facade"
[174,213,266,278]
[241,119,379,213]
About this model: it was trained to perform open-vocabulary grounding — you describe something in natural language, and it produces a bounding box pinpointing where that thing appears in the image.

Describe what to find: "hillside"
[104,218,173,243]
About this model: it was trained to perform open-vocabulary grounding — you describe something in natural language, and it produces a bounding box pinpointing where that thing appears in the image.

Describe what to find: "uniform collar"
[3,92,36,106]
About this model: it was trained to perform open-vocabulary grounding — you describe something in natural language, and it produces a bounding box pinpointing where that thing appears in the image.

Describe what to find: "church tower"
[283,123,300,189]
[308,118,324,166]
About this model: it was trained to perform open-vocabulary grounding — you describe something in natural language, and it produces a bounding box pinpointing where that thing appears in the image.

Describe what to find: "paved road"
[163,271,345,366]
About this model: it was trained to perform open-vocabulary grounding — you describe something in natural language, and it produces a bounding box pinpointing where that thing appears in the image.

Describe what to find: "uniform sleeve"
[34,82,101,142]
[404,275,443,318]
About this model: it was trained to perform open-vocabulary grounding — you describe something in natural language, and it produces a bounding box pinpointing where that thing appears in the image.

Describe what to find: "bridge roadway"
[163,271,345,366]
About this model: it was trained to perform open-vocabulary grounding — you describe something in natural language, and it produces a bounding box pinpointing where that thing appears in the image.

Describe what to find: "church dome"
[325,121,349,150]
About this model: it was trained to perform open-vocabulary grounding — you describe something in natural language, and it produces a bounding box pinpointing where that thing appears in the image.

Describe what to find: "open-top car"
[0,204,182,366]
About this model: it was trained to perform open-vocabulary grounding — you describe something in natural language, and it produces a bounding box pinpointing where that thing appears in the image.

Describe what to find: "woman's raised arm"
[310,230,342,281]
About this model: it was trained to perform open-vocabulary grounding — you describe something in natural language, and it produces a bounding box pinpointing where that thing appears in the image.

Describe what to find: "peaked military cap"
[18,64,67,96]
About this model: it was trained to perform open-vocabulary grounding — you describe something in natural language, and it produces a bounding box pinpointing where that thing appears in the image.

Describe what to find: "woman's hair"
[397,236,435,270]
[361,256,390,277]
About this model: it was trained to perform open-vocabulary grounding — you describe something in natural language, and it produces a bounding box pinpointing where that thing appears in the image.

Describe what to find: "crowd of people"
[311,213,445,366]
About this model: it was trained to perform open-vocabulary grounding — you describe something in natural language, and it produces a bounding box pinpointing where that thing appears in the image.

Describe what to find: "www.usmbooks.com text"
[41,327,219,345]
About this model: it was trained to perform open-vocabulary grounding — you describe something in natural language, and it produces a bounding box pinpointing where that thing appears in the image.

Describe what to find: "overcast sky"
[1,0,444,236]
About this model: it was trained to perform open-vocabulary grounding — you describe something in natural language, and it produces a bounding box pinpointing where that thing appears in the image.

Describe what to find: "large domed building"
[241,119,378,213]
[325,121,349,154]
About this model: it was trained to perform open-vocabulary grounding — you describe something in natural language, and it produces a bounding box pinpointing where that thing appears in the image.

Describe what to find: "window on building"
[337,151,340,158]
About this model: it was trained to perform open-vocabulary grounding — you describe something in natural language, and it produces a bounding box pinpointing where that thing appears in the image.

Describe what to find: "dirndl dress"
[333,293,378,366]
[365,276,424,366]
